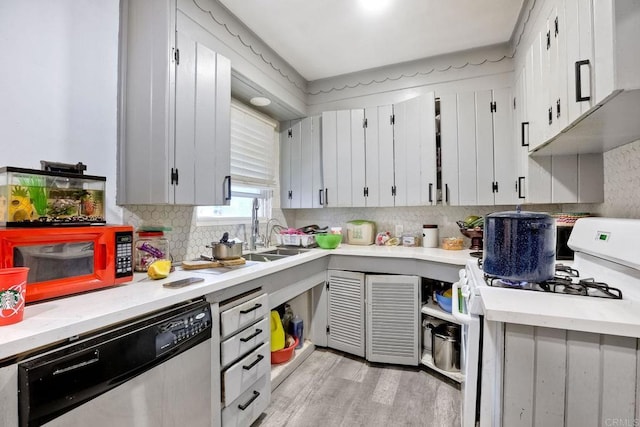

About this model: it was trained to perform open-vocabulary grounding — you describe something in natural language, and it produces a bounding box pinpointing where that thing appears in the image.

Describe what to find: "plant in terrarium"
[18,177,48,216]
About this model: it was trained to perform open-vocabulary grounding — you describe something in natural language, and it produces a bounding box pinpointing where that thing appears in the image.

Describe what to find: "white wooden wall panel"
[533,327,566,426]
[440,94,459,205]
[327,270,365,358]
[351,109,366,207]
[280,125,292,208]
[565,330,600,427]
[502,323,535,426]
[601,335,636,423]
[503,324,640,427]
[365,275,419,366]
[456,92,478,206]
[527,156,552,204]
[552,154,578,203]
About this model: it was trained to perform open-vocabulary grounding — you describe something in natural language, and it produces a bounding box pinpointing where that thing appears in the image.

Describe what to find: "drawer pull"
[238,390,260,410]
[240,328,263,342]
[242,354,264,371]
[239,303,262,314]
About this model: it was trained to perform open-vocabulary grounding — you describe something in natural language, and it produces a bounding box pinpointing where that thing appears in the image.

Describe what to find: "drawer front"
[221,316,269,368]
[223,342,270,406]
[222,374,270,427]
[221,294,269,338]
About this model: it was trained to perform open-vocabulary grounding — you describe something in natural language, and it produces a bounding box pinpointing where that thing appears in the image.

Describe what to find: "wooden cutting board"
[181,258,246,270]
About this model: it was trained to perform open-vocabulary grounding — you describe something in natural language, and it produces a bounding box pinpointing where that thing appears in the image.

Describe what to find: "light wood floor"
[254,348,461,427]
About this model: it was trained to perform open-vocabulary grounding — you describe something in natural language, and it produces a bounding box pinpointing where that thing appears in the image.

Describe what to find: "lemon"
[443,289,452,298]
[147,259,172,280]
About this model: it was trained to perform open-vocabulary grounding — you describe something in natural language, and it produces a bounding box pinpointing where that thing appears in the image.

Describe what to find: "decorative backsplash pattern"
[601,139,640,218]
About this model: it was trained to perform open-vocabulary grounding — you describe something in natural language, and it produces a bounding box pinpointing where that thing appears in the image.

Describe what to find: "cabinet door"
[528,32,546,151]
[279,124,292,208]
[515,66,528,201]
[309,116,324,208]
[336,110,354,207]
[565,0,594,123]
[376,105,395,207]
[321,111,338,207]
[175,14,231,205]
[365,275,419,366]
[457,91,478,206]
[492,87,516,205]
[394,93,437,207]
[327,270,365,358]
[440,93,459,206]
[363,105,389,208]
[351,109,366,207]
[474,90,493,206]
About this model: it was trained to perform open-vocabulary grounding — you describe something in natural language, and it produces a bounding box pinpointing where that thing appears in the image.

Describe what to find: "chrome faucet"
[250,197,260,251]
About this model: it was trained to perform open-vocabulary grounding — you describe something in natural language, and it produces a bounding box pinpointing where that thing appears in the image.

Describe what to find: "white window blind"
[230,100,277,187]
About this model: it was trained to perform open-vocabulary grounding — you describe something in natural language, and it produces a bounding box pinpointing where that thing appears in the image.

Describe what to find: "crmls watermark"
[605,418,640,427]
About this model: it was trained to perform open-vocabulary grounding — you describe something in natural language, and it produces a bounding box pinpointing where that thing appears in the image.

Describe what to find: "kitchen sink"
[260,248,311,256]
[244,253,290,262]
[244,248,311,262]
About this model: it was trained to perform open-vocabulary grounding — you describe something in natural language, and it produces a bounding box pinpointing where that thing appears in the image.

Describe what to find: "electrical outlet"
[395,224,403,237]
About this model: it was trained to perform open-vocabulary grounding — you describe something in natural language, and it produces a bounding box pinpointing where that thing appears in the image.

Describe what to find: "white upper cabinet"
[530,0,640,155]
[394,93,438,206]
[364,105,394,207]
[441,88,516,206]
[280,116,323,209]
[118,0,231,205]
[322,110,356,207]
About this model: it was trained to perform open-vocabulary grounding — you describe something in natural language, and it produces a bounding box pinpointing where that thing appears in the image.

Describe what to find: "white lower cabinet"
[222,374,270,427]
[324,270,420,366]
[365,275,420,365]
[218,291,270,426]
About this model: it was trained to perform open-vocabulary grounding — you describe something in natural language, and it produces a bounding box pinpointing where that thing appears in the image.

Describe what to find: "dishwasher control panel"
[155,303,212,356]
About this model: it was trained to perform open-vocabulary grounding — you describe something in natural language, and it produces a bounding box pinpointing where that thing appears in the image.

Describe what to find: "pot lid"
[487,207,552,220]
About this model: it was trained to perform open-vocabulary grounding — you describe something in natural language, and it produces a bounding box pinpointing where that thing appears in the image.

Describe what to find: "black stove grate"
[483,265,623,299]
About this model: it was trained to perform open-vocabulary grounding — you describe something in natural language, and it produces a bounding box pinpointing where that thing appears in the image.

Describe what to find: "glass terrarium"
[0,167,106,226]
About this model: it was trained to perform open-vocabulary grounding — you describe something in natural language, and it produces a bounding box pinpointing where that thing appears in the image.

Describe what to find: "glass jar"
[134,231,169,272]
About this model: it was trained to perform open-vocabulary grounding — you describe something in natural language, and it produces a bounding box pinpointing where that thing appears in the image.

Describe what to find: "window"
[197,100,278,225]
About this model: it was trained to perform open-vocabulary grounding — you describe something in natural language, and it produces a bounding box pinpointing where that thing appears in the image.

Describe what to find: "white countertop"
[0,244,471,361]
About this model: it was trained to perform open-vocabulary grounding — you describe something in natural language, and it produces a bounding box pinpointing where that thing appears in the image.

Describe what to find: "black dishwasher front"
[18,299,212,427]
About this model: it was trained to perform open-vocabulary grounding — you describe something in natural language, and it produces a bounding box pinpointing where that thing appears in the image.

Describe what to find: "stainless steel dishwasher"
[18,299,213,427]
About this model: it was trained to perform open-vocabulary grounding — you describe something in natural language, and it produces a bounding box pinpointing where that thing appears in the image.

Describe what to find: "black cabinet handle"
[445,183,449,203]
[428,183,433,203]
[521,122,529,147]
[575,60,591,102]
[548,107,553,125]
[518,177,526,199]
[556,99,561,119]
[324,188,328,206]
[240,303,262,314]
[224,175,231,201]
[238,391,260,410]
[242,354,264,370]
[240,328,263,343]
[319,189,324,205]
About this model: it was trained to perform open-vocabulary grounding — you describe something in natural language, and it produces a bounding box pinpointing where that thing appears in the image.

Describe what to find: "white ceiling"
[218,0,525,82]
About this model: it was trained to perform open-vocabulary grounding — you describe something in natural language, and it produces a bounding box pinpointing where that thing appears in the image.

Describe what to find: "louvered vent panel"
[366,276,419,365]
[328,272,365,357]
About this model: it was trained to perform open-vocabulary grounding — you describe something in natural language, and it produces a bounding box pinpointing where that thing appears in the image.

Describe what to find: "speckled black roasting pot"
[483,211,556,282]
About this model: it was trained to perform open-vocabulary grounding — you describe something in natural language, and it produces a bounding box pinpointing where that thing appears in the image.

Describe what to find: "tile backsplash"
[122,139,640,263]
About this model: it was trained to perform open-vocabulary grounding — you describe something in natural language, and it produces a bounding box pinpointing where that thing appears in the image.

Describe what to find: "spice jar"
[134,231,169,272]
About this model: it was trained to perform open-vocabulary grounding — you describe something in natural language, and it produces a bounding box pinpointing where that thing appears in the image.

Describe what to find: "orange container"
[0,267,29,326]
[271,337,298,364]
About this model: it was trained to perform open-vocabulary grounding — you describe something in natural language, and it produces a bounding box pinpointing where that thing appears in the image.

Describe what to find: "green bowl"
[315,233,342,249]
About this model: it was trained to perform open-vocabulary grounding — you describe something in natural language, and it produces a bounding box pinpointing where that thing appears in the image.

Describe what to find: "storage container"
[422,225,439,248]
[134,231,169,272]
[0,166,106,226]
[346,220,376,245]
